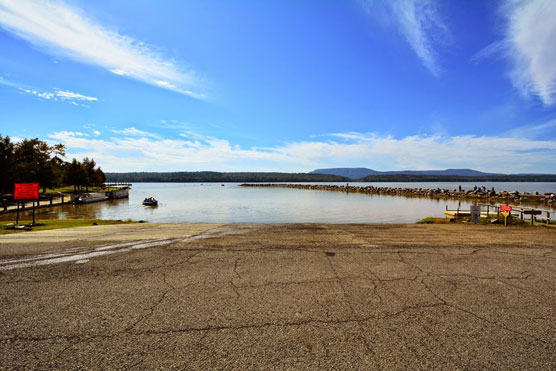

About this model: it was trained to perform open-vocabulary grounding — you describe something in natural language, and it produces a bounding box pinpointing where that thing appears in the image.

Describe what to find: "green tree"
[94,167,106,186]
[12,138,67,192]
[0,135,15,193]
[64,159,86,191]
[82,157,97,191]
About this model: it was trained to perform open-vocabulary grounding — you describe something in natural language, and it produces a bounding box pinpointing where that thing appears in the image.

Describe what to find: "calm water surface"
[5,182,555,224]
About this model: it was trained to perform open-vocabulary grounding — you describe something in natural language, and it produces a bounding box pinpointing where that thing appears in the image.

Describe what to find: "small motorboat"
[143,197,158,206]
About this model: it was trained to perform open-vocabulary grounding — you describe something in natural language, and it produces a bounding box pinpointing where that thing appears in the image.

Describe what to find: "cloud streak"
[0,76,97,104]
[365,0,449,76]
[112,127,159,138]
[0,0,203,98]
[49,129,556,174]
[475,0,556,105]
[505,0,556,105]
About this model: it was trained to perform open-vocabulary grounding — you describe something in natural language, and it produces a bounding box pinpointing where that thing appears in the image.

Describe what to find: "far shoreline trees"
[0,134,106,195]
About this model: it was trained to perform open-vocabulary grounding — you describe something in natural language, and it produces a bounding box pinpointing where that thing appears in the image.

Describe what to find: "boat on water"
[109,188,130,199]
[71,192,109,204]
[143,197,158,206]
[103,182,132,199]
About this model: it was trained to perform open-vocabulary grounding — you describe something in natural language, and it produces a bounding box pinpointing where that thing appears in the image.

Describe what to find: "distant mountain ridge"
[311,168,505,179]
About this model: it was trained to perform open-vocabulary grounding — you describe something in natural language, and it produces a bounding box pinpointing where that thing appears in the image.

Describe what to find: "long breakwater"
[240,183,556,208]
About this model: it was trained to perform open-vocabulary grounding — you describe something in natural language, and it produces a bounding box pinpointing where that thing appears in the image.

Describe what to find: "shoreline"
[241,183,556,208]
[2,217,555,236]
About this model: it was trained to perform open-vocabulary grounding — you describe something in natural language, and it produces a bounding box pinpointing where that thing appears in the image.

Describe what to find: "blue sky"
[0,0,555,173]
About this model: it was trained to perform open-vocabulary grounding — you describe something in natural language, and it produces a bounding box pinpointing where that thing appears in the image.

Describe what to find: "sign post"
[470,205,481,224]
[13,183,39,225]
[500,205,512,226]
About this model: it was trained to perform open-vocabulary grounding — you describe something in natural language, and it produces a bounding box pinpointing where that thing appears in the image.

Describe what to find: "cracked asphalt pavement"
[1,223,555,370]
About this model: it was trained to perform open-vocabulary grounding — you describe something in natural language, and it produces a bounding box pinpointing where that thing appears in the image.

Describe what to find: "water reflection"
[2,183,554,224]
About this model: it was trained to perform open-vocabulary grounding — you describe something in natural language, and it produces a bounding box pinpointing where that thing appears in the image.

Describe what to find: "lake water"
[5,182,555,224]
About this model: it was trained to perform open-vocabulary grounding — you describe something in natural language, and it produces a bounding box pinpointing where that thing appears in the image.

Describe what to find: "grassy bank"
[42,185,119,194]
[1,219,139,235]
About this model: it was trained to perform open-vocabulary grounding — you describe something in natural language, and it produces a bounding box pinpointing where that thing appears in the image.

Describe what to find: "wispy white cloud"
[507,0,556,105]
[0,76,97,104]
[0,0,204,98]
[19,87,97,103]
[475,0,556,105]
[505,118,556,139]
[364,0,449,76]
[55,90,97,101]
[111,127,159,138]
[49,129,556,174]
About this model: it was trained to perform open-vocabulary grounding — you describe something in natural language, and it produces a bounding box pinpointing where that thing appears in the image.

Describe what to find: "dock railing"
[445,204,552,225]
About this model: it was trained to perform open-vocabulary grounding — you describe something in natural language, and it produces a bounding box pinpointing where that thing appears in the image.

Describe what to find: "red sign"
[500,205,512,212]
[14,183,39,200]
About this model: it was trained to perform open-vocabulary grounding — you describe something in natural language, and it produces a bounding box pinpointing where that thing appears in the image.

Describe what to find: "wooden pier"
[445,203,552,225]
[1,183,132,216]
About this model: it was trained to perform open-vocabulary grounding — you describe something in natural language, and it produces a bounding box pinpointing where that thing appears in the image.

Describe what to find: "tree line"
[0,134,106,195]
[106,171,556,183]
[106,171,350,183]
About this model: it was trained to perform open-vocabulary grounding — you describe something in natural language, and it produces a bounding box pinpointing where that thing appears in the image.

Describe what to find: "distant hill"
[311,168,503,179]
[386,169,503,176]
[357,174,556,182]
[310,168,556,181]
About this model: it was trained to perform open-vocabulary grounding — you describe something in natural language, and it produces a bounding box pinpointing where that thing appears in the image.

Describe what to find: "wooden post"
[16,201,19,225]
[486,205,490,218]
[520,210,523,221]
[49,197,53,206]
[531,211,534,225]
[547,211,551,225]
[32,200,36,225]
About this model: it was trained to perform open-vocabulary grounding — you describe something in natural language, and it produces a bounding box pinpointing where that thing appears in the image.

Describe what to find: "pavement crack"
[397,252,429,276]
[236,278,338,289]
[125,290,170,332]
[124,272,175,332]
[126,358,144,370]
[325,255,378,365]
[233,257,242,279]
[230,280,241,298]
[229,257,243,298]
[420,276,552,345]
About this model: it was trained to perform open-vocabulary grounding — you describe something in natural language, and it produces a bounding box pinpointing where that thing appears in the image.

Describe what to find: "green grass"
[1,219,139,234]
[41,185,119,195]
[417,217,452,224]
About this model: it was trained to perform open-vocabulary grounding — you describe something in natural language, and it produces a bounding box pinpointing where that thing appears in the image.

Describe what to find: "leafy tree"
[0,135,15,193]
[0,135,109,195]
[10,138,67,192]
[82,157,97,191]
[94,167,106,186]
[64,159,87,191]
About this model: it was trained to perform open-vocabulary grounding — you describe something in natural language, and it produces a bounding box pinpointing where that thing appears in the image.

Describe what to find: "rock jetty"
[240,183,556,207]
